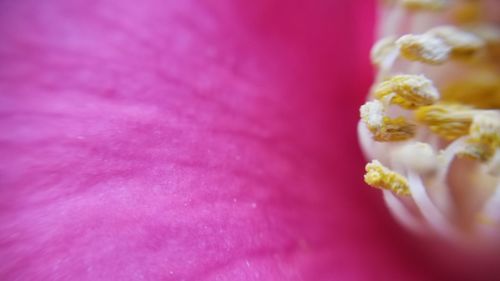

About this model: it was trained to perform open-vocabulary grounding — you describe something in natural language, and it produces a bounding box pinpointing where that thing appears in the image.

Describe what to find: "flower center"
[359,0,500,245]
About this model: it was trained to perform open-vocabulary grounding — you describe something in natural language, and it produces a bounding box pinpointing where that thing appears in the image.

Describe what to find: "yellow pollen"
[396,34,451,64]
[452,1,482,24]
[360,0,500,240]
[415,104,475,140]
[458,141,495,162]
[440,70,500,109]
[401,0,448,11]
[428,26,485,59]
[464,112,500,161]
[364,160,411,196]
[470,113,500,146]
[469,24,500,61]
[360,100,416,142]
[374,75,440,109]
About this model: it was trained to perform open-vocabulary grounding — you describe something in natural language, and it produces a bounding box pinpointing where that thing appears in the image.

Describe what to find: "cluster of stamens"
[359,0,500,243]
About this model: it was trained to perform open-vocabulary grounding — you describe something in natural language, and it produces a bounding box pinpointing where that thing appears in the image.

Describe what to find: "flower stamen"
[360,0,500,243]
[415,103,476,140]
[364,160,411,196]
[401,0,448,11]
[427,26,485,59]
[374,74,440,109]
[470,113,500,146]
[397,34,451,64]
[360,100,416,142]
[440,70,500,109]
[460,113,500,161]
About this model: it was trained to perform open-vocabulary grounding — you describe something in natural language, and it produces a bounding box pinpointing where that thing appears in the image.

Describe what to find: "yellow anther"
[374,75,440,109]
[441,70,500,109]
[452,1,482,24]
[377,116,417,142]
[401,0,448,11]
[458,141,495,162]
[415,104,474,140]
[360,100,416,142]
[360,100,385,129]
[470,113,500,146]
[371,36,397,66]
[364,160,411,196]
[428,26,485,59]
[469,24,500,60]
[361,0,500,236]
[460,113,500,163]
[396,34,451,64]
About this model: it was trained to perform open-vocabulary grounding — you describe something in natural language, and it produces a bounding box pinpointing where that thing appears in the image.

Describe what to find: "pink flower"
[361,0,500,266]
[0,0,497,280]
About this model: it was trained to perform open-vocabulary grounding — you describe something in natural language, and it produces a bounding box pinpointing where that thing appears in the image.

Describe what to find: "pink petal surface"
[0,0,477,280]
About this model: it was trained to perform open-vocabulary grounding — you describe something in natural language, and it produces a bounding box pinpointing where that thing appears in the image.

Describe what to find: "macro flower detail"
[460,113,500,163]
[360,100,416,141]
[359,0,500,246]
[402,0,449,11]
[365,160,411,195]
[5,0,500,279]
[428,26,485,58]
[397,33,452,64]
[396,26,485,64]
[374,74,440,109]
[415,103,475,140]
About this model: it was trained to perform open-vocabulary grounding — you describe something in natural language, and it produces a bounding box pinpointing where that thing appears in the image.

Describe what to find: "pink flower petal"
[0,0,467,280]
